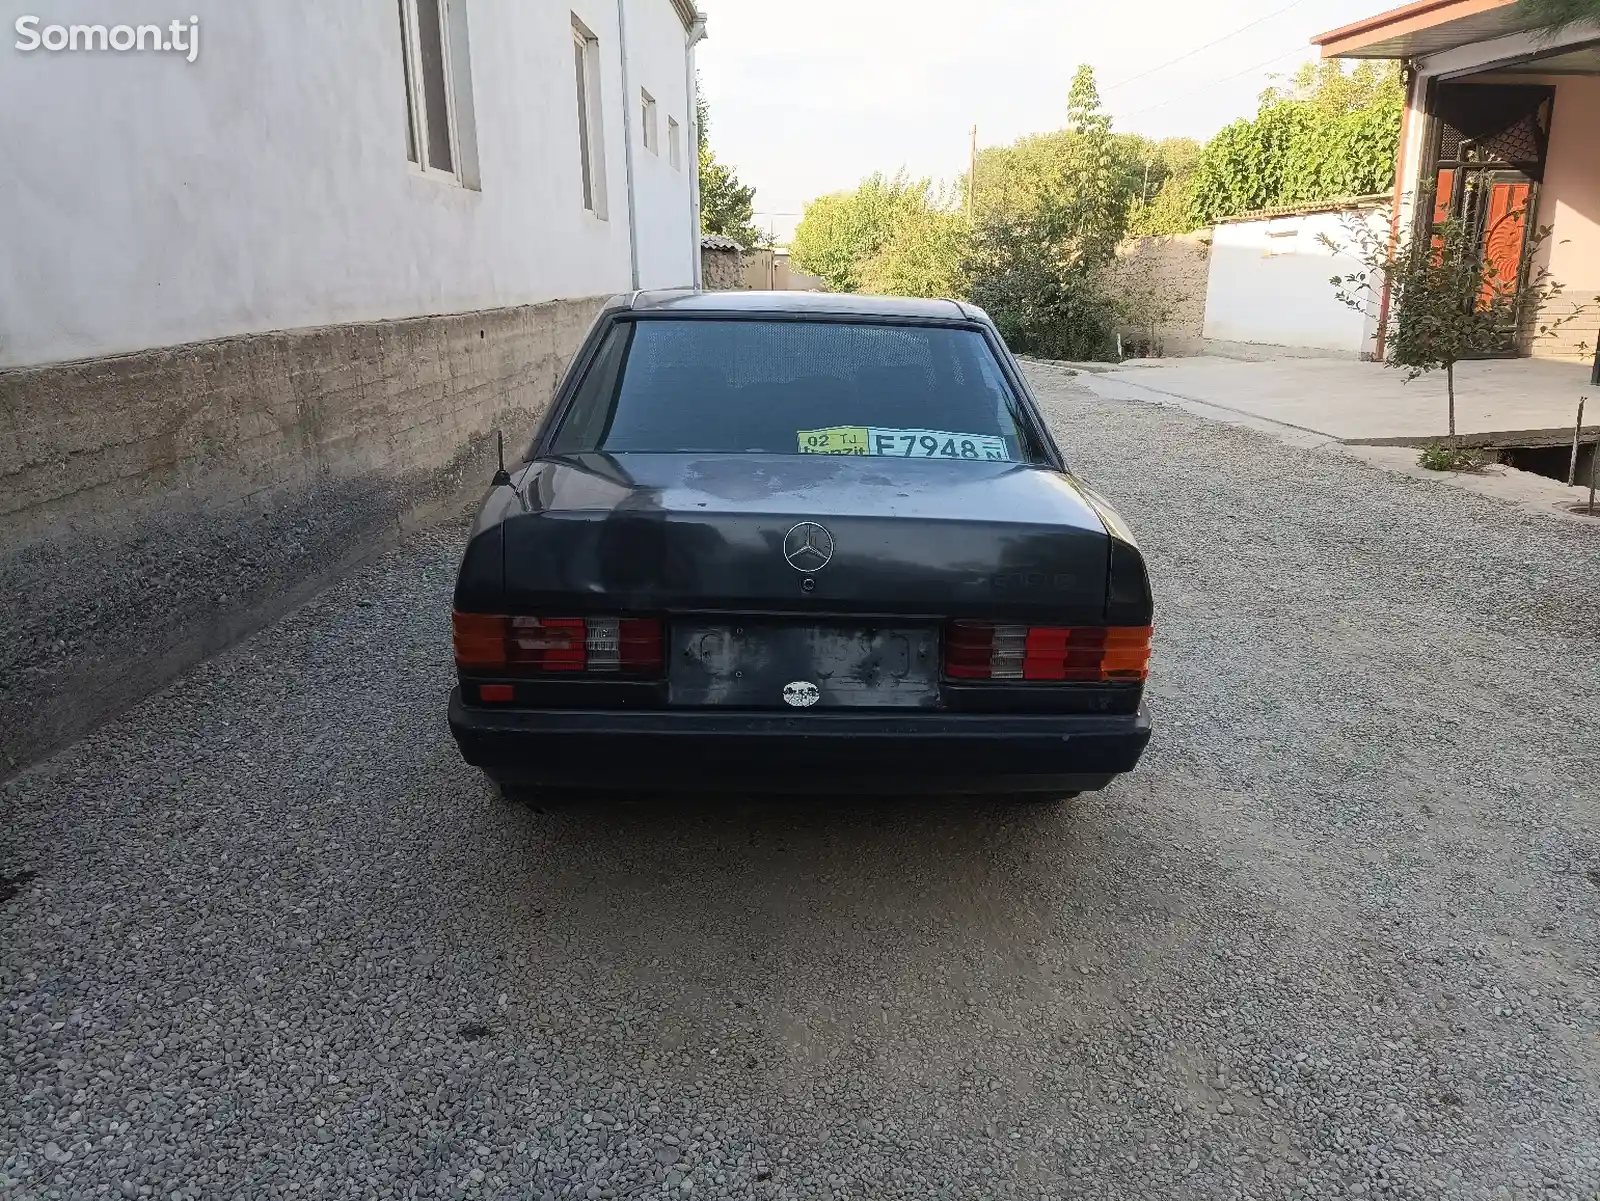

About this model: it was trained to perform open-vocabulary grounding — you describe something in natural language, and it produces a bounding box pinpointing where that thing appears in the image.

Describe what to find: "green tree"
[965,213,1115,360]
[1126,138,1201,236]
[1515,0,1600,33]
[1187,61,1403,227]
[857,188,969,298]
[790,172,940,293]
[1057,65,1131,264]
[962,65,1130,359]
[695,78,763,248]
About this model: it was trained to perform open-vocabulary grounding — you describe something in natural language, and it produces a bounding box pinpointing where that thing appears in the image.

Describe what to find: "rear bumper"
[447,688,1151,795]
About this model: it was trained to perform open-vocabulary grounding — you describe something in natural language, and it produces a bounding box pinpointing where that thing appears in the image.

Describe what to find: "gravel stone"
[2,368,1598,1199]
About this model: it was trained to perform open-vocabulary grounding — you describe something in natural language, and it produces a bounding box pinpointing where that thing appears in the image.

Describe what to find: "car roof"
[614,289,983,322]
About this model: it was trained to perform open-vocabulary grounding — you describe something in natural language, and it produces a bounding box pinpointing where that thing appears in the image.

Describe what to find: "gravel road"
[4,368,1600,1201]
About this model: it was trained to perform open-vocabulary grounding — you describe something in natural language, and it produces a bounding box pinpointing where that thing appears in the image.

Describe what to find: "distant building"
[1313,0,1600,365]
[743,249,828,292]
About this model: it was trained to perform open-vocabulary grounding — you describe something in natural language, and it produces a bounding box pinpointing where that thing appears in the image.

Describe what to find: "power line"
[1104,0,1314,93]
[1120,45,1310,120]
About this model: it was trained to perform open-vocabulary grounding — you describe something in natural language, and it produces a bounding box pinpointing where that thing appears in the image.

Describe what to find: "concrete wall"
[0,299,602,776]
[1202,209,1385,356]
[1518,74,1600,360]
[0,0,695,370]
[1107,233,1212,357]
[703,247,748,290]
[743,251,828,292]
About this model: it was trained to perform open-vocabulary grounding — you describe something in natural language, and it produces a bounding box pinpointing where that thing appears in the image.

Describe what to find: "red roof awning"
[1311,0,1538,59]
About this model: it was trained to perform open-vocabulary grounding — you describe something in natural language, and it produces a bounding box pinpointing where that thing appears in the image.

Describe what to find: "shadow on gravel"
[0,868,36,905]
[392,767,1179,1079]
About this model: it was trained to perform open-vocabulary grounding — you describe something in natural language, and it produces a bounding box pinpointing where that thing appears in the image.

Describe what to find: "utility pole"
[968,125,977,223]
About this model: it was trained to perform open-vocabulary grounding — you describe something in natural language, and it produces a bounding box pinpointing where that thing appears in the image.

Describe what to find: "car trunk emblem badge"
[783,681,820,707]
[783,522,834,571]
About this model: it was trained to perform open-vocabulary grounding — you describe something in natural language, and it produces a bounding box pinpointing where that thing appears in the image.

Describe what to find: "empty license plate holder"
[668,622,940,708]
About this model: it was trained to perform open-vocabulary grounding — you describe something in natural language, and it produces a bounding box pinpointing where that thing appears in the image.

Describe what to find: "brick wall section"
[0,296,603,775]
[1524,289,1600,361]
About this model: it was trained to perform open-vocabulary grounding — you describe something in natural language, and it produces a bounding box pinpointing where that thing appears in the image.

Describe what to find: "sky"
[694,0,1391,245]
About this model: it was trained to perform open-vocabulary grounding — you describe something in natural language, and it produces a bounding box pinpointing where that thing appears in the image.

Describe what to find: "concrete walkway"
[1041,352,1600,523]
[1078,354,1593,445]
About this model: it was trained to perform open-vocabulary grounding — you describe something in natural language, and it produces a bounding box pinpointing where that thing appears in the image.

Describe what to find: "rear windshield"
[549,318,1042,463]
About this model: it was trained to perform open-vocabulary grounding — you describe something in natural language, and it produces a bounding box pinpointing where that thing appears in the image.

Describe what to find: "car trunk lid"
[499,452,1112,623]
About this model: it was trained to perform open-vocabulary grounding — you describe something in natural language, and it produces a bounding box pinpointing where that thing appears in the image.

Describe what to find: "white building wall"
[623,0,699,290]
[0,0,699,369]
[1202,209,1386,356]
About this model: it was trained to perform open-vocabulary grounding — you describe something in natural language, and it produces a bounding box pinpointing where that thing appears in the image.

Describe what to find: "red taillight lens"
[452,612,507,669]
[944,622,1152,682]
[618,617,664,673]
[509,616,587,672]
[946,621,1003,679]
[452,612,664,676]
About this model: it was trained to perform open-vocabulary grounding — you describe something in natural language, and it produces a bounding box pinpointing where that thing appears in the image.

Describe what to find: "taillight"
[944,621,1151,682]
[452,613,664,676]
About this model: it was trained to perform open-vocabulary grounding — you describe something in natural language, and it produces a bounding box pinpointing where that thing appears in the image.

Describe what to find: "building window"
[641,88,659,155]
[668,115,681,169]
[398,0,419,164]
[572,17,607,217]
[398,0,478,185]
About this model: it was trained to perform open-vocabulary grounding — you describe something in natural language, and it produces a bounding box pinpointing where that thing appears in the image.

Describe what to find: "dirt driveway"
[3,369,1599,1201]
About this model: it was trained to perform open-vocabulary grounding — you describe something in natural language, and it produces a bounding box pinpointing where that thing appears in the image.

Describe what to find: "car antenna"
[491,431,512,488]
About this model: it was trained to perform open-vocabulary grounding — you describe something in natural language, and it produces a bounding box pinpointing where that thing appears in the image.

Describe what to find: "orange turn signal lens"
[1099,625,1154,680]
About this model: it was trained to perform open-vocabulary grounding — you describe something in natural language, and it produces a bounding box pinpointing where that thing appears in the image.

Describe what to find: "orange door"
[1478,179,1530,309]
[1430,168,1455,259]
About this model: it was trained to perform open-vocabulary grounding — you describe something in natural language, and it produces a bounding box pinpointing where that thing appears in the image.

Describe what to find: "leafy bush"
[856,196,969,299]
[1187,61,1403,227]
[1515,0,1600,32]
[786,66,1207,362]
[1417,443,1486,472]
[959,67,1136,361]
[964,214,1115,361]
[790,173,941,293]
[1125,140,1202,237]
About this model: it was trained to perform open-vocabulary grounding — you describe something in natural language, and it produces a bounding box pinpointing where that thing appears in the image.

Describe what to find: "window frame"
[531,313,1064,471]
[572,16,607,218]
[398,0,463,184]
[641,88,659,155]
[398,0,420,165]
[667,115,682,170]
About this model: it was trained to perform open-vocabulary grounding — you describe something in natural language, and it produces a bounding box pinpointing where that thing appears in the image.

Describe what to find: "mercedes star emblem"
[782,521,835,572]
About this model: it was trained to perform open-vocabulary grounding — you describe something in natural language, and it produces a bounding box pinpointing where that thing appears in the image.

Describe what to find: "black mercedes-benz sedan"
[448,290,1153,802]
